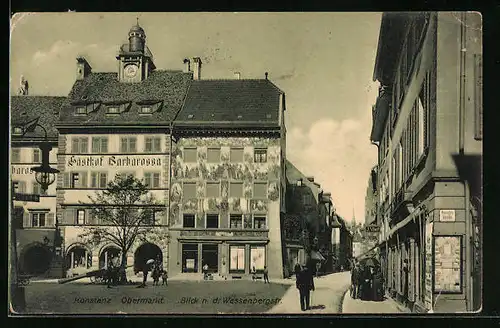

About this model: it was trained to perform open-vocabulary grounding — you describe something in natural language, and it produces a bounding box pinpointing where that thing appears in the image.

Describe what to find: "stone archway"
[99,245,121,269]
[65,244,92,271]
[20,244,52,276]
[134,243,162,272]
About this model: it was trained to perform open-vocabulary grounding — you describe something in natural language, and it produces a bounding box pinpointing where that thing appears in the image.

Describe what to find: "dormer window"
[12,127,23,135]
[140,106,152,114]
[107,106,120,114]
[75,107,87,115]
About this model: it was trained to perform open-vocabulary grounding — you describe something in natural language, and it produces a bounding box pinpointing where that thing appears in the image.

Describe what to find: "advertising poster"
[424,222,433,310]
[433,236,461,293]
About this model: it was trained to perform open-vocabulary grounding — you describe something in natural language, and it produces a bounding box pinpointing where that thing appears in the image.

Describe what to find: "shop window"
[206,182,220,197]
[229,245,245,273]
[254,148,267,163]
[145,137,161,152]
[182,244,198,273]
[91,137,108,153]
[31,212,46,227]
[230,148,244,162]
[229,182,243,198]
[183,148,197,163]
[253,216,266,229]
[206,214,219,228]
[207,148,221,163]
[229,214,243,229]
[71,137,88,154]
[253,182,267,199]
[183,214,195,228]
[250,246,266,271]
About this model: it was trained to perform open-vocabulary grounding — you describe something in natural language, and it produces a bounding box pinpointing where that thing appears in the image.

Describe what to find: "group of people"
[251,266,270,283]
[138,256,168,287]
[294,262,315,311]
[350,258,384,301]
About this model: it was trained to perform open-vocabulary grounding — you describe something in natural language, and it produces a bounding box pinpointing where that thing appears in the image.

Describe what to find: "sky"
[10,12,381,223]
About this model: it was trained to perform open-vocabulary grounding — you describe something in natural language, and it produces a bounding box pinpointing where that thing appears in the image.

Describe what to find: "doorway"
[22,245,52,275]
[134,243,162,272]
[202,244,218,273]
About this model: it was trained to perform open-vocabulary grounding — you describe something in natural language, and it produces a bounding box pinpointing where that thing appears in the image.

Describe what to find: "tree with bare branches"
[78,174,162,284]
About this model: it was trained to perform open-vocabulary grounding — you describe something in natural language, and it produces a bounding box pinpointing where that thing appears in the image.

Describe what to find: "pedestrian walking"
[251,266,257,281]
[161,270,168,286]
[296,262,315,311]
[372,266,384,301]
[350,261,360,299]
[139,262,150,288]
[106,260,114,288]
[263,266,270,283]
[152,265,161,286]
[294,263,302,278]
[402,259,409,306]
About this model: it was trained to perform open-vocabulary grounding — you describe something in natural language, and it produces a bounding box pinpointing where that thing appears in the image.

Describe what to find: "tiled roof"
[57,70,192,126]
[175,79,282,126]
[11,96,66,139]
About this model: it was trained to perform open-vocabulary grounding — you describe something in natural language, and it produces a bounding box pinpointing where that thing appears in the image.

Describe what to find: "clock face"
[124,64,138,78]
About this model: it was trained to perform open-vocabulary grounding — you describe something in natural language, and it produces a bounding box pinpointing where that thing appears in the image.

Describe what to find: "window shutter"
[80,172,88,188]
[63,172,71,188]
[47,212,55,227]
[63,208,75,225]
[72,138,79,153]
[23,211,31,228]
[86,209,94,224]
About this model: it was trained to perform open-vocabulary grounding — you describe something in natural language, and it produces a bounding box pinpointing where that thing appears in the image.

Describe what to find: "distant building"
[364,166,378,226]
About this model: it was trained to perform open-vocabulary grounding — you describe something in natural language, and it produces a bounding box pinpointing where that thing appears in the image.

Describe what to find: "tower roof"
[129,23,145,36]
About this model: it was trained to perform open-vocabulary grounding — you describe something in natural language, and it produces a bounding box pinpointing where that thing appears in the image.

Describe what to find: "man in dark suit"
[296,263,315,311]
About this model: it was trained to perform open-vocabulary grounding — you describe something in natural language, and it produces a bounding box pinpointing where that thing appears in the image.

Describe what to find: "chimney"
[192,57,202,80]
[234,72,241,80]
[265,72,268,80]
[183,58,191,73]
[76,57,92,80]
[306,176,315,183]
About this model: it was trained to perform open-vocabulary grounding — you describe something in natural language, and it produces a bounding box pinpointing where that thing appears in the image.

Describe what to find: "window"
[183,148,197,163]
[70,172,88,188]
[253,182,267,198]
[207,148,221,163]
[253,216,266,229]
[144,172,161,188]
[250,246,266,271]
[230,214,243,229]
[91,172,108,188]
[120,137,137,153]
[13,181,26,193]
[254,148,267,163]
[32,181,42,195]
[92,137,108,153]
[75,107,87,115]
[140,106,152,114]
[33,149,41,163]
[182,244,198,273]
[230,148,244,162]
[76,210,86,225]
[183,183,196,199]
[183,214,195,228]
[206,214,219,229]
[302,193,313,206]
[117,171,135,180]
[206,182,220,197]
[31,212,46,227]
[106,106,119,114]
[229,182,243,198]
[72,137,89,154]
[417,98,425,157]
[11,149,21,162]
[145,137,161,152]
[229,246,245,272]
[474,54,482,140]
[13,127,23,135]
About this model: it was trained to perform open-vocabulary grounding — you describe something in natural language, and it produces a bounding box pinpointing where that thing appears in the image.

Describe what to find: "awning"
[387,207,423,239]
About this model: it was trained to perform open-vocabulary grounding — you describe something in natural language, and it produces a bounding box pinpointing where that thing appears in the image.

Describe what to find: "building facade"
[371,12,482,312]
[168,76,289,279]
[55,23,191,277]
[11,95,66,278]
[364,166,378,226]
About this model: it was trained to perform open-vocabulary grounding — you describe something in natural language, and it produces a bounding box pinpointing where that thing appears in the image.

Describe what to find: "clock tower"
[116,20,156,83]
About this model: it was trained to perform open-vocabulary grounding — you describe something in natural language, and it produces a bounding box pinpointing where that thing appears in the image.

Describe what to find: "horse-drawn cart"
[88,269,107,284]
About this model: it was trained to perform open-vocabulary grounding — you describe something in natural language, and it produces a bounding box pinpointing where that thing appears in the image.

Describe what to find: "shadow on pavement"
[309,304,326,310]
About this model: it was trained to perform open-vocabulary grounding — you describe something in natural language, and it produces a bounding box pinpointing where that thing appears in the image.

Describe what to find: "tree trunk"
[119,250,127,284]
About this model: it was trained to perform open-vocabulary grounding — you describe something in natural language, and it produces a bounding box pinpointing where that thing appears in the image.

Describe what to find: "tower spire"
[352,207,356,226]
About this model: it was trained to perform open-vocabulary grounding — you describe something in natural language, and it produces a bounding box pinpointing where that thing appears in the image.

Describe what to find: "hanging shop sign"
[439,210,456,222]
[433,236,462,293]
[67,155,162,167]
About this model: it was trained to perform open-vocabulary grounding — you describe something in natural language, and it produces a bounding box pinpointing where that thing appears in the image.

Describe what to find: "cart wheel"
[89,275,96,283]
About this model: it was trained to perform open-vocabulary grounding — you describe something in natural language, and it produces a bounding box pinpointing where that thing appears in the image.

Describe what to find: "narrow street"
[267,271,351,314]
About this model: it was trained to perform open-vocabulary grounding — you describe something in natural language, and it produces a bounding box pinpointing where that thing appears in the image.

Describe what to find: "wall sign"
[433,236,462,293]
[439,210,456,222]
[67,155,162,167]
[12,166,35,175]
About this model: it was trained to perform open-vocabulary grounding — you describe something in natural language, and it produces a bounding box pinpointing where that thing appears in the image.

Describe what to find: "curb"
[339,288,350,313]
